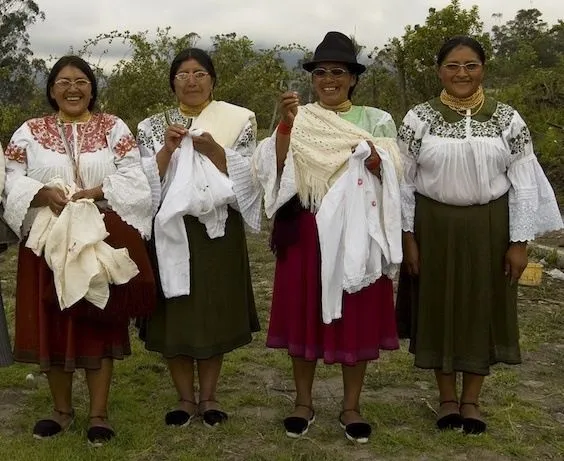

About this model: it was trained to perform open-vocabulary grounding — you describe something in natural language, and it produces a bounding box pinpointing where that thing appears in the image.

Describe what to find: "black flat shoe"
[87,416,115,447]
[460,402,487,435]
[283,403,315,438]
[32,408,75,439]
[199,399,228,428]
[339,409,372,444]
[436,400,463,430]
[165,399,198,427]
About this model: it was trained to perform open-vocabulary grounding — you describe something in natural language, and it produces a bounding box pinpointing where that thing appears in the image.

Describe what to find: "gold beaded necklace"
[439,86,485,117]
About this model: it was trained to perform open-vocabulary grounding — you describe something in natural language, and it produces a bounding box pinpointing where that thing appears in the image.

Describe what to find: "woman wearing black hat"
[254,31,403,443]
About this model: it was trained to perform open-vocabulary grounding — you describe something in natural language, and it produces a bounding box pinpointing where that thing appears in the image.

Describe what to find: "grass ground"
[0,226,563,461]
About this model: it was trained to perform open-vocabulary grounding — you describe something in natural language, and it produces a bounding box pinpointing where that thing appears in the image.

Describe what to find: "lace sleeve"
[102,117,153,238]
[397,110,422,233]
[2,122,44,238]
[224,121,262,232]
[136,118,161,217]
[252,129,297,219]
[506,111,563,241]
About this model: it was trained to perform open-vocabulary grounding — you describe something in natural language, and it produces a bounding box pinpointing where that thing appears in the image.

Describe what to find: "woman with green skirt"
[396,36,563,434]
[137,48,261,428]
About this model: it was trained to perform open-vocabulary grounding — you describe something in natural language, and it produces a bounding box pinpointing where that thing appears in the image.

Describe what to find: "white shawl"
[290,103,403,209]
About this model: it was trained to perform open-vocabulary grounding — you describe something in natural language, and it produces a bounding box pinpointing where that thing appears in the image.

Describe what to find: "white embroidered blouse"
[3,113,153,239]
[398,101,563,241]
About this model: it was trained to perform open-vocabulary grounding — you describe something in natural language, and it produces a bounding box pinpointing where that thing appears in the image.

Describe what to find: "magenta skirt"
[266,208,399,365]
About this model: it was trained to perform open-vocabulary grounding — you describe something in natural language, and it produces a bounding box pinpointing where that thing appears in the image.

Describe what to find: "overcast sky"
[28,0,563,66]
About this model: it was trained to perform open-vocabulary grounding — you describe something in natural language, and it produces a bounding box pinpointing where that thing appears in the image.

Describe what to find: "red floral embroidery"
[27,113,117,154]
[4,143,27,163]
[113,134,137,158]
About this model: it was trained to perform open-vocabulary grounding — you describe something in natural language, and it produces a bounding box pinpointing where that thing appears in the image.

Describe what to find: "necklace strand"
[440,86,485,117]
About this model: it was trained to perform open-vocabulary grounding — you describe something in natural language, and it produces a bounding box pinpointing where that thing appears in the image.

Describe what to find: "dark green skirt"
[396,193,521,375]
[143,208,260,359]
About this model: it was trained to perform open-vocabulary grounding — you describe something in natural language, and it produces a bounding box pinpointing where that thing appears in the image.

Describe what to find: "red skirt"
[266,209,399,365]
[14,210,156,372]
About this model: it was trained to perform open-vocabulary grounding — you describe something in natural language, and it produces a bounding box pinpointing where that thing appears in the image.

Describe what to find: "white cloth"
[137,104,262,231]
[398,102,563,240]
[25,179,139,310]
[316,141,402,324]
[154,129,236,298]
[2,113,152,239]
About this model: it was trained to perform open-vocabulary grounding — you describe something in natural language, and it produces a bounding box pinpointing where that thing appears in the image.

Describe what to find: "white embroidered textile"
[154,129,236,298]
[2,113,152,239]
[26,178,139,310]
[398,102,563,240]
[316,141,402,324]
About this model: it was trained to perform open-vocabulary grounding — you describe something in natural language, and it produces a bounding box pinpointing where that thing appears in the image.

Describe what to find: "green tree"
[81,28,200,130]
[209,33,292,129]
[0,0,45,145]
[372,0,489,114]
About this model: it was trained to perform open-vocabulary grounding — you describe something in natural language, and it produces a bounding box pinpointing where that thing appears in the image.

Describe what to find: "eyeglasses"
[175,71,210,81]
[441,62,483,73]
[311,67,349,78]
[54,78,91,89]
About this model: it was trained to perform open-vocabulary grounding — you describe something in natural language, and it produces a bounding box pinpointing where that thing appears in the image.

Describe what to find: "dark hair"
[46,56,97,111]
[346,63,360,99]
[436,36,486,65]
[169,48,217,92]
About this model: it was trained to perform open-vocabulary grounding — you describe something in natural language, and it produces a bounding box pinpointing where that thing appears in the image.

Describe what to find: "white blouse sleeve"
[252,129,297,219]
[506,111,563,242]
[2,122,45,238]
[136,117,161,217]
[224,121,262,232]
[102,117,153,239]
[397,110,422,233]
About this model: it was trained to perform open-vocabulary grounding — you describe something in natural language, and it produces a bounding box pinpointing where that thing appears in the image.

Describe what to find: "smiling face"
[173,58,214,107]
[438,45,484,99]
[49,65,92,117]
[311,61,357,106]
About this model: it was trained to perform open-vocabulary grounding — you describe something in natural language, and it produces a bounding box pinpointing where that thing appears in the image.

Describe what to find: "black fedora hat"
[303,31,366,74]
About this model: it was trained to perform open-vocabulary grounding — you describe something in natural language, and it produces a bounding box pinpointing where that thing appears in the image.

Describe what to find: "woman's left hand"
[364,141,382,178]
[192,132,227,173]
[504,242,528,284]
[192,132,225,159]
[71,186,103,202]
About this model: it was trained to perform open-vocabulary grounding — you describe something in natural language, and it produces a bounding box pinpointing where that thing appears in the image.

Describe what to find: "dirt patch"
[534,229,564,248]
[0,388,30,436]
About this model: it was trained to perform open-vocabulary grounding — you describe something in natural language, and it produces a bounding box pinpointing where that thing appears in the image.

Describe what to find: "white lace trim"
[102,164,153,239]
[252,132,297,218]
[3,176,44,238]
[400,184,416,232]
[225,123,262,232]
[140,156,161,218]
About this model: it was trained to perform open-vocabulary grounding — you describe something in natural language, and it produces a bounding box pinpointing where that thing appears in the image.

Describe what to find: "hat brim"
[303,60,366,75]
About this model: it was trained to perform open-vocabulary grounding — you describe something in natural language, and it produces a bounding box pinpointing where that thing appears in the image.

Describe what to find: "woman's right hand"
[36,187,68,215]
[402,232,420,276]
[163,124,187,154]
[279,91,299,126]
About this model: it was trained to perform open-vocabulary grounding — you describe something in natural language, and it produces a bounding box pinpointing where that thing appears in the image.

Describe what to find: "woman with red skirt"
[2,56,155,446]
[253,32,403,443]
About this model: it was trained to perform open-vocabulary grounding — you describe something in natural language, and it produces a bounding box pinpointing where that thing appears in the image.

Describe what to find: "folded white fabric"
[316,141,402,324]
[26,178,139,310]
[154,129,236,298]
